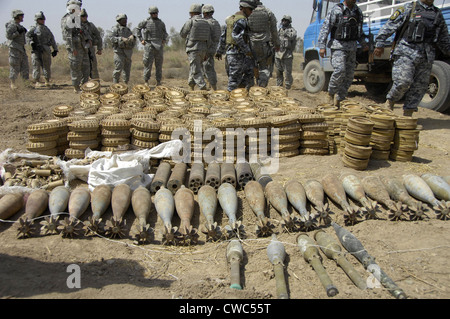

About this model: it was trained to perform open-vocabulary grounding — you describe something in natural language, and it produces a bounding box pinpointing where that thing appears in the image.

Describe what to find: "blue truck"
[302,0,450,113]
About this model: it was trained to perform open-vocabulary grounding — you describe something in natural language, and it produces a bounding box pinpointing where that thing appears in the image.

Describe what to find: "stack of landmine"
[390,117,421,162]
[27,119,69,156]
[368,113,396,160]
[27,82,333,162]
[342,115,374,170]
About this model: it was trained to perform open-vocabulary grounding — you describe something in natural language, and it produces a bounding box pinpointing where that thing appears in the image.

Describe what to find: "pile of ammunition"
[317,100,422,169]
[226,225,407,299]
[1,158,64,190]
[26,82,332,163]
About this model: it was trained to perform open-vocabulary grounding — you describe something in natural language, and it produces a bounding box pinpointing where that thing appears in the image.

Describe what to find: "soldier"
[246,0,280,88]
[110,14,136,84]
[215,1,256,91]
[61,0,92,92]
[318,0,368,108]
[180,4,213,91]
[275,15,297,90]
[134,6,168,86]
[6,10,29,90]
[374,0,450,117]
[202,4,221,91]
[80,9,103,82]
[26,11,58,88]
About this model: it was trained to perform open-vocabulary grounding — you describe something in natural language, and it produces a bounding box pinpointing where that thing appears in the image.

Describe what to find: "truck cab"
[303,0,450,113]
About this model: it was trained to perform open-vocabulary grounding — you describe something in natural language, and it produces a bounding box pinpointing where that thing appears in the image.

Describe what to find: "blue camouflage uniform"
[375,1,450,111]
[216,12,255,91]
[318,2,367,102]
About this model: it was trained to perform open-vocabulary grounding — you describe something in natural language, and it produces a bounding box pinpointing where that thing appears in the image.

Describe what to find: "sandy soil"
[0,60,449,302]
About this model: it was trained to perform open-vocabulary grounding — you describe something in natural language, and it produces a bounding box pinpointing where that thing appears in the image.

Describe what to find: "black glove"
[52,50,58,57]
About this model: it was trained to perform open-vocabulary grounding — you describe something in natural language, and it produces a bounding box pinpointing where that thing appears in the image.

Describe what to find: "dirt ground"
[0,58,449,302]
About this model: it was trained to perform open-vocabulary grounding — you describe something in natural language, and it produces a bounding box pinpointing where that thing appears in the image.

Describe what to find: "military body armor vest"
[226,13,246,45]
[332,3,362,41]
[189,17,210,42]
[144,18,163,41]
[247,7,270,34]
[404,4,441,44]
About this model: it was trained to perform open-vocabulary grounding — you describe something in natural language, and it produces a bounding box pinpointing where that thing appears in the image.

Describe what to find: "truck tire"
[419,61,450,113]
[303,60,330,93]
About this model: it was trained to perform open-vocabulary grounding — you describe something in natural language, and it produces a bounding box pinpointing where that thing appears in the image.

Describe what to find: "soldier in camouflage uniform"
[275,15,297,90]
[374,0,450,117]
[110,14,136,84]
[6,10,29,90]
[318,0,368,108]
[246,0,280,88]
[134,6,168,86]
[215,1,256,91]
[80,9,103,82]
[27,11,58,88]
[202,4,222,91]
[61,0,92,92]
[180,4,213,91]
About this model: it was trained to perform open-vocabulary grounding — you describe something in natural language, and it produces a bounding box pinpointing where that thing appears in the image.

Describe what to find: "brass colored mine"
[167,163,188,195]
[221,163,237,188]
[150,162,172,194]
[205,162,221,190]
[188,163,205,194]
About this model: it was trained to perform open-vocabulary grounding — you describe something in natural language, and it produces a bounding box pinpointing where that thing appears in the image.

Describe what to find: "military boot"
[211,84,217,91]
[189,83,195,91]
[384,99,395,111]
[10,81,17,90]
[403,108,416,117]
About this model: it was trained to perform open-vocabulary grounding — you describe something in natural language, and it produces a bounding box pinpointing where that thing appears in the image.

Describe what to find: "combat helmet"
[35,11,46,21]
[12,10,25,19]
[116,13,128,22]
[239,1,257,9]
[66,0,82,7]
[149,6,159,14]
[189,4,203,13]
[282,15,292,23]
[202,4,215,14]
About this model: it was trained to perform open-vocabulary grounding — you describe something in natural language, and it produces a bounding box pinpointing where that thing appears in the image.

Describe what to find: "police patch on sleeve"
[390,7,404,20]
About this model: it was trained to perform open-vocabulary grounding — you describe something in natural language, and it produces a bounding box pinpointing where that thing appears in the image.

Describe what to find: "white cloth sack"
[87,140,183,191]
